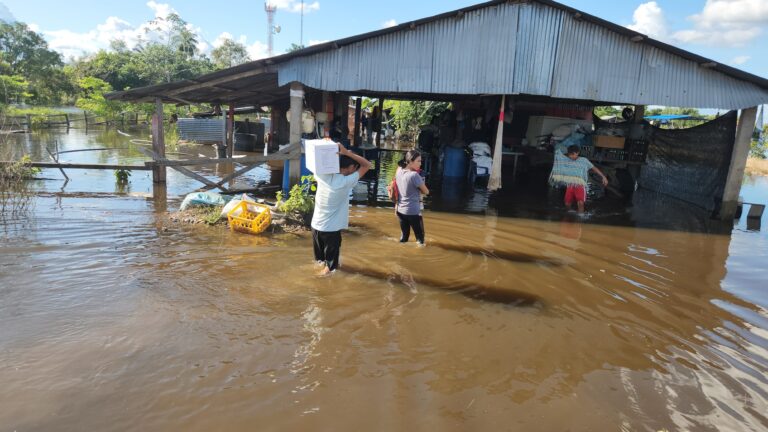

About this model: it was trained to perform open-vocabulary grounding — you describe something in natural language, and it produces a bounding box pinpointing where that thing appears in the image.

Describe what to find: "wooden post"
[25,114,31,130]
[227,104,235,158]
[65,114,70,129]
[151,98,166,183]
[353,97,362,147]
[83,111,89,130]
[375,98,384,148]
[288,82,304,187]
[721,106,758,219]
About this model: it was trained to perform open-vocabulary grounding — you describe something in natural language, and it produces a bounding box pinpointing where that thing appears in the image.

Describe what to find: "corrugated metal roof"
[108,0,768,110]
[277,1,768,109]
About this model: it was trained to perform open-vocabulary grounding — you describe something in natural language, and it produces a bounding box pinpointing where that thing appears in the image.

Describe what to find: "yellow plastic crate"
[227,201,272,235]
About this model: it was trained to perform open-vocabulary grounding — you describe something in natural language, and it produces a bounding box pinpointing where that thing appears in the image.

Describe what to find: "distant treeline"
[0,13,252,118]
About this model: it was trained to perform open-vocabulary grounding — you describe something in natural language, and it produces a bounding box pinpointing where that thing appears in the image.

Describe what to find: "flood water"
[1,127,767,431]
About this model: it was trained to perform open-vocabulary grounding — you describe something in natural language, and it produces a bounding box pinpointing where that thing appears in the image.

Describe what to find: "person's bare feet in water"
[317,265,332,276]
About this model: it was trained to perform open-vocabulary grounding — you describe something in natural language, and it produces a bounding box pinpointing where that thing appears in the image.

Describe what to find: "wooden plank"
[0,161,151,170]
[166,67,272,97]
[145,150,298,167]
[171,164,230,192]
[200,163,262,192]
[747,204,765,219]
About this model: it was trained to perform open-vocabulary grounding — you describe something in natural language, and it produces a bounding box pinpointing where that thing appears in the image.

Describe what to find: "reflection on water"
[1,129,767,431]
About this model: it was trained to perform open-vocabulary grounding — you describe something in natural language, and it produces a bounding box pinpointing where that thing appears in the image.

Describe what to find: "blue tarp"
[644,114,693,121]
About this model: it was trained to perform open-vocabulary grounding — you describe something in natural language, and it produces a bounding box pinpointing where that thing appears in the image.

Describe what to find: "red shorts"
[564,185,586,205]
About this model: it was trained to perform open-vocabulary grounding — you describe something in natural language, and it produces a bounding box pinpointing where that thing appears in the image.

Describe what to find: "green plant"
[0,155,40,182]
[276,174,316,216]
[114,168,131,183]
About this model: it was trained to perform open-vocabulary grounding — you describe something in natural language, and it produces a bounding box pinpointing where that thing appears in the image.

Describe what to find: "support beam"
[721,106,758,219]
[151,98,166,183]
[165,66,273,97]
[353,97,362,147]
[226,104,235,158]
[288,82,304,187]
[375,98,384,148]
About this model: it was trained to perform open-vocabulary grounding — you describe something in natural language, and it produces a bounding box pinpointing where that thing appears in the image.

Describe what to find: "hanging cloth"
[487,95,506,191]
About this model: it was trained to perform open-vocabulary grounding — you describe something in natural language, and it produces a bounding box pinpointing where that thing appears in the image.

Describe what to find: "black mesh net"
[638,111,737,211]
[594,111,737,212]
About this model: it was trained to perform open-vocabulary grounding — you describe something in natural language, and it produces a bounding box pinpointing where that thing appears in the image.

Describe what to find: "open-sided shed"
[106,0,768,218]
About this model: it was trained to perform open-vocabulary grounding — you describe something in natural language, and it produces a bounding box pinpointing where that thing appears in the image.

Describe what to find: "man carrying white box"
[309,141,372,275]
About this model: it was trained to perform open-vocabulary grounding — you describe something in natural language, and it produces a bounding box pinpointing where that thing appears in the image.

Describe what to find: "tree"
[0,21,68,104]
[286,43,305,53]
[212,39,251,69]
[384,100,450,142]
[74,76,123,118]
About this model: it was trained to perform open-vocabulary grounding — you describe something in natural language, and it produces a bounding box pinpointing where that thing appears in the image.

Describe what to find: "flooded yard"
[1,128,767,431]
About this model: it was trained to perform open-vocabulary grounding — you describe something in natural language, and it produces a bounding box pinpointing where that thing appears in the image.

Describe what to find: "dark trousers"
[396,212,425,244]
[312,229,342,271]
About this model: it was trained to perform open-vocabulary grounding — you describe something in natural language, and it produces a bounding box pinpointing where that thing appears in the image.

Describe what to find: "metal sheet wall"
[277,1,768,109]
[177,118,225,142]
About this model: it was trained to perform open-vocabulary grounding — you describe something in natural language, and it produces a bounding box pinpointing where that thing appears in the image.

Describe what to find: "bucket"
[443,146,468,178]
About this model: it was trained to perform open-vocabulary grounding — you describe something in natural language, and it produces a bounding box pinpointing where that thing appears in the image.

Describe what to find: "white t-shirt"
[311,172,360,232]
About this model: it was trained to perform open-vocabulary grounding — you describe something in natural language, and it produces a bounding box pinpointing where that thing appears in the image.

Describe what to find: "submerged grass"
[745,158,768,177]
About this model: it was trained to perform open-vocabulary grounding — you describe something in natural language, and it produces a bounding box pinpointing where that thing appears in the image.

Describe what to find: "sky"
[1,0,767,121]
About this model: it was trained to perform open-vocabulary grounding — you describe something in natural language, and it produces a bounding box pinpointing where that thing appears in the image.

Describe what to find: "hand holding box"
[305,139,340,174]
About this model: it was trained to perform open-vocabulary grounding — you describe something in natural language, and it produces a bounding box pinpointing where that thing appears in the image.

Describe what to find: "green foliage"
[75,77,124,119]
[645,107,704,117]
[751,125,768,159]
[286,43,305,53]
[276,174,316,216]
[0,21,69,104]
[383,100,450,142]
[0,72,30,104]
[0,155,40,182]
[212,39,251,69]
[114,168,131,183]
[593,106,622,118]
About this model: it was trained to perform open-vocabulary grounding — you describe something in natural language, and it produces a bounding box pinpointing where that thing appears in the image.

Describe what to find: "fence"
[0,111,143,131]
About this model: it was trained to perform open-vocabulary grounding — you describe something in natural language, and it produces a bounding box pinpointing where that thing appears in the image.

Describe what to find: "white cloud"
[627,2,668,40]
[730,55,751,65]
[246,41,269,60]
[673,27,761,46]
[689,0,768,29]
[146,1,175,19]
[39,2,270,61]
[28,23,40,32]
[308,39,328,46]
[672,0,767,47]
[211,32,267,60]
[266,1,320,14]
[382,19,397,29]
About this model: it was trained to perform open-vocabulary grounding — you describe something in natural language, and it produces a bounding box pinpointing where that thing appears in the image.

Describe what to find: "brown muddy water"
[1,128,768,431]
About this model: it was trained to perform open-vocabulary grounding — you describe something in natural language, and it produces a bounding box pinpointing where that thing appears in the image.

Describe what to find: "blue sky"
[1,0,767,120]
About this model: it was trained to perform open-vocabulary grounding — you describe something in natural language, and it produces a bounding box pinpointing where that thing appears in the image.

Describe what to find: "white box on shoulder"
[305,139,340,175]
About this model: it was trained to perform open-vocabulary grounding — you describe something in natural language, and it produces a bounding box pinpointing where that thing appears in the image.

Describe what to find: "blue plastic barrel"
[443,146,468,178]
[282,154,312,192]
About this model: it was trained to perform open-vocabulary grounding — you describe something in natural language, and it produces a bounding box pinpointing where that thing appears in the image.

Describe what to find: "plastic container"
[282,154,312,192]
[443,146,468,178]
[227,201,271,235]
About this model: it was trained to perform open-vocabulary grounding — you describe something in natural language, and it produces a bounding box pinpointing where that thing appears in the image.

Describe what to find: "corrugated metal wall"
[277,1,768,109]
[177,118,224,142]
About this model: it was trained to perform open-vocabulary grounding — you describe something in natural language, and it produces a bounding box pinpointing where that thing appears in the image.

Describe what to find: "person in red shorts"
[550,143,609,214]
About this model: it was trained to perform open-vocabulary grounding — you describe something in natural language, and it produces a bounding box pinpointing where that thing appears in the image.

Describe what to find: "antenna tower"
[265,2,277,56]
